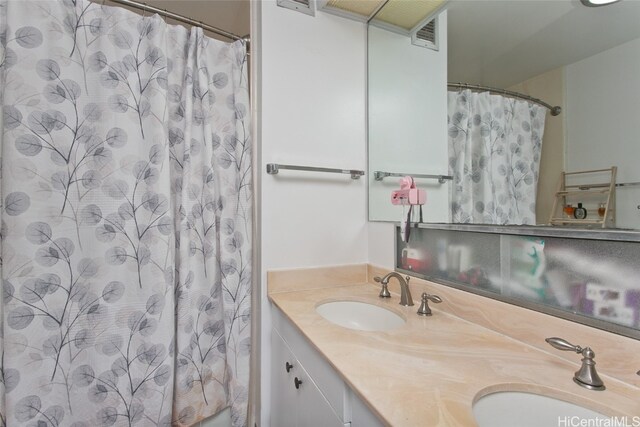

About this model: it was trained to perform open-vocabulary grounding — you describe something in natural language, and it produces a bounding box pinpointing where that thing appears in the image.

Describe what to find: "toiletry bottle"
[563,204,574,218]
[573,202,587,220]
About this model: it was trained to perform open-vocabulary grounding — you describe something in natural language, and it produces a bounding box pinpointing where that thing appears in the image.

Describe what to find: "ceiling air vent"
[412,18,438,50]
[277,0,315,16]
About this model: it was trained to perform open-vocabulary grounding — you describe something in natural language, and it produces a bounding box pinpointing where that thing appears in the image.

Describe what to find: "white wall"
[366,15,449,270]
[257,4,451,424]
[260,6,368,270]
[257,2,368,425]
[566,37,640,229]
[367,222,395,268]
[367,17,449,223]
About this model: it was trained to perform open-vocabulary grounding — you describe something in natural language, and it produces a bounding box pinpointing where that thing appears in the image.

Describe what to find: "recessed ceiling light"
[580,0,622,7]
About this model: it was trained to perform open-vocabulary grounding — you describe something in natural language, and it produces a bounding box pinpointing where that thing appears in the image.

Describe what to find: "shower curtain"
[447,89,546,225]
[0,1,251,426]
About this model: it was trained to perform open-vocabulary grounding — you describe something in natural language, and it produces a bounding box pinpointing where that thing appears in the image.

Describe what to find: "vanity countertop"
[268,266,640,426]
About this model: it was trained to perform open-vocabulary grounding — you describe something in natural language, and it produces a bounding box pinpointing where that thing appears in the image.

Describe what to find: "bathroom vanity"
[271,306,383,427]
[268,265,640,426]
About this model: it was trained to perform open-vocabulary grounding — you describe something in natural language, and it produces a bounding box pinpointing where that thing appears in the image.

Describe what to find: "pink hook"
[399,176,415,190]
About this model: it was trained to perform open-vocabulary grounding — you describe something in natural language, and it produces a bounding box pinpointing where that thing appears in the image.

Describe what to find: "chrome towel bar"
[266,163,364,180]
[572,181,640,190]
[615,181,640,188]
[373,171,453,183]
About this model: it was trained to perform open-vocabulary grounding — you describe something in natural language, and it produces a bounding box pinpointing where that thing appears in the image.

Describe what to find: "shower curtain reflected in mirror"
[448,89,546,225]
[0,0,251,425]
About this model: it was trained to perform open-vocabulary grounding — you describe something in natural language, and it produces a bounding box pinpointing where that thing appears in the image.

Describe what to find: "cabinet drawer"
[272,304,351,423]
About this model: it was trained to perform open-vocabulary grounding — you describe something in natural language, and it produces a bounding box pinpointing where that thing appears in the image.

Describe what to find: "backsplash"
[396,225,640,339]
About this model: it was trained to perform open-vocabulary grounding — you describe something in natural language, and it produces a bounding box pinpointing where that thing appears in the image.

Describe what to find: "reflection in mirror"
[368,0,640,231]
[368,6,450,222]
[396,225,640,339]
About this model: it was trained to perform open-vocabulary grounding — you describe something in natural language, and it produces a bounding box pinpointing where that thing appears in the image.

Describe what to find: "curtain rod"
[102,0,249,45]
[448,82,561,116]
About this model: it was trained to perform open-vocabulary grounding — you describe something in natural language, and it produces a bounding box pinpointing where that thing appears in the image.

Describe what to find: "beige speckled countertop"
[268,265,640,426]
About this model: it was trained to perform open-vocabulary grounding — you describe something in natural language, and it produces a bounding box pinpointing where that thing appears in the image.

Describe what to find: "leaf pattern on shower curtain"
[448,89,546,225]
[0,1,251,426]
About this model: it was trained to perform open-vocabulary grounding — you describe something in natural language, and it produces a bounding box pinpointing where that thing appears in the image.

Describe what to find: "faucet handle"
[545,337,583,353]
[374,276,382,283]
[417,292,442,316]
[545,337,605,391]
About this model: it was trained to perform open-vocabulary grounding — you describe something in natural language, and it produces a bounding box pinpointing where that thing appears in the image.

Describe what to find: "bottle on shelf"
[598,203,606,218]
[563,204,575,218]
[573,203,587,220]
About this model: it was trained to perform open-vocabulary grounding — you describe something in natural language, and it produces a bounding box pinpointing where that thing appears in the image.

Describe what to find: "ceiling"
[323,0,447,31]
[447,0,640,88]
[108,0,250,40]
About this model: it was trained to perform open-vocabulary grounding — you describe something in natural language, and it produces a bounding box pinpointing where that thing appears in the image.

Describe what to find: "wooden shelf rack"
[548,167,617,228]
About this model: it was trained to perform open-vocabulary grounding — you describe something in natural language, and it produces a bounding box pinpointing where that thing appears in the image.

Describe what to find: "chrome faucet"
[545,337,605,391]
[374,272,414,306]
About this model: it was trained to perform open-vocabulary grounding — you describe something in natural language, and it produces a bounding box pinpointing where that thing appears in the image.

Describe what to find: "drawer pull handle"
[294,377,303,389]
[285,362,293,373]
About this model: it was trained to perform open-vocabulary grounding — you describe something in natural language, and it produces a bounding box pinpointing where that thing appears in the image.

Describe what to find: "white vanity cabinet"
[270,306,384,427]
[271,329,345,427]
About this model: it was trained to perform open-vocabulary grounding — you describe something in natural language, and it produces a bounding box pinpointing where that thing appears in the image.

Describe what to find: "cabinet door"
[296,365,346,427]
[272,305,350,422]
[350,389,384,427]
[271,330,298,427]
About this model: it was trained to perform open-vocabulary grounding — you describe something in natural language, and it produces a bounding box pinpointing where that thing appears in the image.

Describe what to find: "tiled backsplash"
[396,225,640,339]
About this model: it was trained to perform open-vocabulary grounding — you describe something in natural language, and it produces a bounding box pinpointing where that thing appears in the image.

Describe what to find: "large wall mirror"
[368,0,640,233]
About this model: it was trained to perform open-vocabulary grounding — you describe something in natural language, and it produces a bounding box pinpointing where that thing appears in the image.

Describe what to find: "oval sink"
[316,301,405,332]
[474,391,611,427]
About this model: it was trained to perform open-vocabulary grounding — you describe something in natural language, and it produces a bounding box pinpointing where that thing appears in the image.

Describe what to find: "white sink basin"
[473,391,611,427]
[315,301,405,332]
